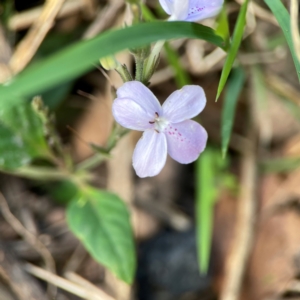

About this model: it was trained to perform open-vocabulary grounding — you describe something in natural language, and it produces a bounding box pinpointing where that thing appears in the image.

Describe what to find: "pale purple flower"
[112,81,208,178]
[159,0,224,22]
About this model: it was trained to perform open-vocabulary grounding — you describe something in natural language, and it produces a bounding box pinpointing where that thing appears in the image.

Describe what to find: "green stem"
[135,56,144,81]
[76,154,109,171]
[143,40,165,81]
[116,64,133,82]
[5,166,72,181]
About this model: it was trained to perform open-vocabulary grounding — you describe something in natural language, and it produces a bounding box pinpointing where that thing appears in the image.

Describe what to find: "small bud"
[31,96,44,112]
[100,56,120,71]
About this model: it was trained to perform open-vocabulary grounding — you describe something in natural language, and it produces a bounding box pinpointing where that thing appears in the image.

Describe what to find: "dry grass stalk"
[83,0,125,39]
[265,72,300,107]
[9,0,65,75]
[235,0,278,26]
[290,0,300,62]
[25,263,115,300]
[220,80,258,300]
[0,192,57,298]
[8,0,94,31]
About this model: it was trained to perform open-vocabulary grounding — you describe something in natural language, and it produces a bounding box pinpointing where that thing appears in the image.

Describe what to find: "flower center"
[149,112,169,132]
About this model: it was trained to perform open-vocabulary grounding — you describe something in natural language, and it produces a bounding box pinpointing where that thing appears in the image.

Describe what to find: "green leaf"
[195,149,219,274]
[221,67,246,158]
[215,5,230,49]
[67,187,136,284]
[196,149,238,274]
[164,42,191,88]
[0,124,32,169]
[0,102,50,170]
[264,0,300,81]
[141,3,156,21]
[40,81,74,109]
[216,0,249,100]
[0,21,224,111]
[47,180,79,204]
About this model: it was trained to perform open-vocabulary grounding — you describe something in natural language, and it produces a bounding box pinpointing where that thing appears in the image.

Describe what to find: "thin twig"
[0,192,57,298]
[0,24,12,83]
[8,0,92,31]
[65,272,109,297]
[220,85,258,300]
[83,0,125,39]
[290,0,300,62]
[62,243,87,274]
[150,48,283,86]
[0,264,26,300]
[235,0,278,26]
[25,263,115,300]
[265,72,300,107]
[9,0,65,75]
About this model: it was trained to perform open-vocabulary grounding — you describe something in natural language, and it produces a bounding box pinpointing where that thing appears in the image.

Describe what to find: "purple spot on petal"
[188,6,205,16]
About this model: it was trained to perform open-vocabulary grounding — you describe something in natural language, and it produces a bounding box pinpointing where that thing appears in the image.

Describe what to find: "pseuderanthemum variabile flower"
[112,81,208,178]
[159,0,224,22]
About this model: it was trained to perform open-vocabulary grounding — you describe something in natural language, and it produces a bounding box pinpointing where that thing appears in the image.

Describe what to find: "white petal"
[133,130,167,178]
[164,120,207,164]
[117,81,162,116]
[159,0,173,15]
[186,0,224,22]
[162,85,206,123]
[112,98,154,131]
[172,0,190,21]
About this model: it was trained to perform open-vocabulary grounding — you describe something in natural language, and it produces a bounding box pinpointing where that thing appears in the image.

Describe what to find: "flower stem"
[143,40,165,82]
[135,56,144,82]
[76,153,109,171]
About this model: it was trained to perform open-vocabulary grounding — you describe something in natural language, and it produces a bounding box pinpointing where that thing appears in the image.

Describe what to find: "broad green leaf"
[47,180,78,204]
[264,0,300,81]
[195,149,219,274]
[164,42,191,88]
[221,67,246,158]
[0,21,224,111]
[0,102,50,170]
[0,124,32,169]
[216,0,249,100]
[67,187,136,284]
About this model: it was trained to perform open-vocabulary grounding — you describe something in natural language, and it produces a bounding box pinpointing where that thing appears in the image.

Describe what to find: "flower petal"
[186,0,224,22]
[112,98,154,131]
[164,120,207,164]
[170,0,190,21]
[133,130,167,178]
[159,0,173,15]
[162,85,206,123]
[117,81,162,116]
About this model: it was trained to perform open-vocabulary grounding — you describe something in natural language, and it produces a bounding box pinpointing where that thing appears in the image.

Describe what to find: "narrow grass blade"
[195,149,218,274]
[0,21,224,112]
[216,0,249,100]
[215,5,230,49]
[164,42,191,88]
[264,0,300,81]
[221,67,246,158]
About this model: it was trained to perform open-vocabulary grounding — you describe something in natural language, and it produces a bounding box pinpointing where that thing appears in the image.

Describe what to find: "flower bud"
[100,56,119,71]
